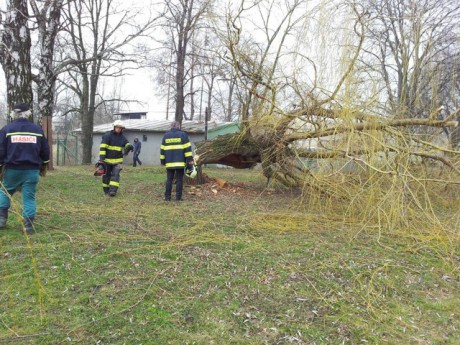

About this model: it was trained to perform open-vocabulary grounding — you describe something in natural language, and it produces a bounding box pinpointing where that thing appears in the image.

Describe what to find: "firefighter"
[0,102,50,234]
[160,121,194,201]
[98,120,133,197]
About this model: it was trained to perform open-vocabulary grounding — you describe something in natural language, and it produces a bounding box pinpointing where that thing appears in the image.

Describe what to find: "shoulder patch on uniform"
[11,135,37,143]
[165,138,182,143]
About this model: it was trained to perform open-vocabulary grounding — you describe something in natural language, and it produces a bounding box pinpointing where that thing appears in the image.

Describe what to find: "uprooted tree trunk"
[195,133,261,168]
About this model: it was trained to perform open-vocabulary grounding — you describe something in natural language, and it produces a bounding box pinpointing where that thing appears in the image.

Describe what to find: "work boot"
[23,217,35,235]
[0,208,8,228]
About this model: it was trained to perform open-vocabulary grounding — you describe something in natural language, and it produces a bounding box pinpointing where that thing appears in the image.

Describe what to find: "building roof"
[114,112,148,116]
[207,122,240,133]
[74,119,235,134]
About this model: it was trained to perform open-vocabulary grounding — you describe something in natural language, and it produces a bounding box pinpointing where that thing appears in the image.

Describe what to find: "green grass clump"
[0,165,459,344]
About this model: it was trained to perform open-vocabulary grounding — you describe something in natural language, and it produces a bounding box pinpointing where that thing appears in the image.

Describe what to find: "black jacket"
[133,140,141,155]
[0,118,50,169]
[99,130,131,165]
[160,129,193,169]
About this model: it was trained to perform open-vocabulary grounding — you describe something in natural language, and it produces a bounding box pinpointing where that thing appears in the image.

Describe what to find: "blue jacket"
[133,140,141,155]
[99,130,131,165]
[0,118,50,170]
[160,128,193,169]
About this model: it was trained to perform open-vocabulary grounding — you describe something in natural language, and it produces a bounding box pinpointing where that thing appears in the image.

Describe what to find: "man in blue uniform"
[132,137,142,167]
[0,102,50,234]
[160,121,194,201]
[99,120,133,196]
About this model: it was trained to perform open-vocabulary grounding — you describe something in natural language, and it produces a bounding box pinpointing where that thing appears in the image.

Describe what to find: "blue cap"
[14,102,30,112]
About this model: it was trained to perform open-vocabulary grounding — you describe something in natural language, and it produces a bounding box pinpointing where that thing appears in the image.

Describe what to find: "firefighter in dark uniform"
[160,121,194,201]
[98,120,133,197]
[0,102,50,234]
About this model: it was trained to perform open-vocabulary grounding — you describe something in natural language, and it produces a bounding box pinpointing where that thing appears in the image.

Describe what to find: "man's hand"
[39,164,47,177]
[0,165,3,181]
[123,145,133,156]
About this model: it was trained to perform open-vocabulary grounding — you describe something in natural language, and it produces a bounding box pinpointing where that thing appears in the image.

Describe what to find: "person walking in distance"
[0,102,50,234]
[132,138,142,167]
[98,120,133,197]
[160,121,194,201]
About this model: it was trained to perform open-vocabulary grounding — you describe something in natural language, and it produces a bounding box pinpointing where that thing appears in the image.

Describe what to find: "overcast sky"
[0,66,167,120]
[115,69,167,120]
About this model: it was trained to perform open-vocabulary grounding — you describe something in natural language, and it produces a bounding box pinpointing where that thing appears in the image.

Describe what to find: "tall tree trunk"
[175,50,186,124]
[33,0,64,170]
[80,56,101,164]
[80,76,93,164]
[226,77,235,122]
[0,0,33,120]
[172,0,196,125]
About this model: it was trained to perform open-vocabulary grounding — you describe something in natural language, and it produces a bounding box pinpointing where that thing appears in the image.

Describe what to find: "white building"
[73,119,234,165]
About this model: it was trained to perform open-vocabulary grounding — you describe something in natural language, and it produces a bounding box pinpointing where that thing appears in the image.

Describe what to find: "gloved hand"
[94,161,106,176]
[123,144,134,156]
[39,164,47,177]
[0,165,4,181]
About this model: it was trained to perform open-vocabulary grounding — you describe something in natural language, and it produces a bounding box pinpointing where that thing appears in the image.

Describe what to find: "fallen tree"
[193,2,460,192]
[195,109,460,189]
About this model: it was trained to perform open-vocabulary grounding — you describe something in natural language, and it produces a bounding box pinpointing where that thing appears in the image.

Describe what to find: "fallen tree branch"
[283,118,459,143]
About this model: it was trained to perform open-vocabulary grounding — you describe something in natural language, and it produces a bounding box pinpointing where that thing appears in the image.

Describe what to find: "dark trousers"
[165,168,184,200]
[102,164,122,195]
[133,153,142,167]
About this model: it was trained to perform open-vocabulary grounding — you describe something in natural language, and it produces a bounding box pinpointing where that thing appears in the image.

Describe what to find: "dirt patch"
[186,177,261,199]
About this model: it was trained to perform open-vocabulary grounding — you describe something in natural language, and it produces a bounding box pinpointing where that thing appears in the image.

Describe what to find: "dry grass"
[0,165,459,344]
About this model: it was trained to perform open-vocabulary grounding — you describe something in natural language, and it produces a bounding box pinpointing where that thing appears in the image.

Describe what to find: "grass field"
[0,165,459,344]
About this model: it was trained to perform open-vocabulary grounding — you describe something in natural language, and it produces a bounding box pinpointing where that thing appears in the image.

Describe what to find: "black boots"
[0,208,8,228]
[23,217,35,235]
[0,209,34,234]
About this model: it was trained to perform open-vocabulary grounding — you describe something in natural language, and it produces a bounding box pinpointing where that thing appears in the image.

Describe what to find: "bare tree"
[215,68,239,122]
[360,0,460,118]
[0,0,33,118]
[1,0,65,169]
[195,32,234,123]
[196,0,460,191]
[30,0,64,169]
[58,0,161,163]
[157,0,212,124]
[223,0,310,125]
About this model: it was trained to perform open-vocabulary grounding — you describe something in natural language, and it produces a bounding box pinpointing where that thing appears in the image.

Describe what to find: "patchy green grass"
[0,165,459,344]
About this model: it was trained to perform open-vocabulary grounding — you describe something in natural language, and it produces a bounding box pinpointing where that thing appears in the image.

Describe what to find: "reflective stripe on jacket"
[99,130,130,165]
[160,129,193,169]
[0,118,50,169]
